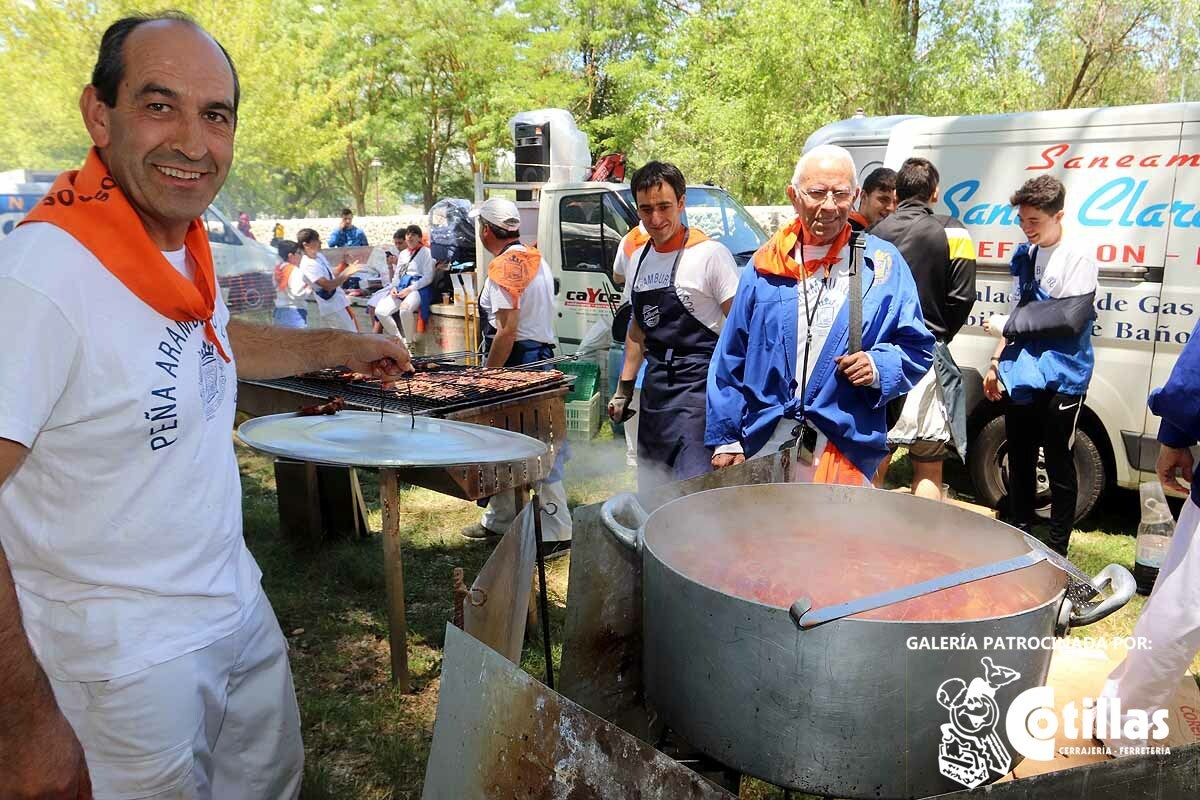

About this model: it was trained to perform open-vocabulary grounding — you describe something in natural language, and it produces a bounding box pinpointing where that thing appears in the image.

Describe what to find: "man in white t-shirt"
[0,15,411,799]
[465,197,571,551]
[606,162,740,491]
[375,225,435,343]
[983,175,1098,555]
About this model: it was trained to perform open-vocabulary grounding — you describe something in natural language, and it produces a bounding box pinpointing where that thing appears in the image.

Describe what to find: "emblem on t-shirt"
[198,340,227,420]
[872,249,893,284]
[641,304,661,329]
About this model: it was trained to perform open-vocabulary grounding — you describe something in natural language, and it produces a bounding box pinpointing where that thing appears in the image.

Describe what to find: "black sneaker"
[540,540,571,562]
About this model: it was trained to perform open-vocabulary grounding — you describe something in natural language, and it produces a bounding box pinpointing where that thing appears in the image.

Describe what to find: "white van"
[0,174,276,317]
[806,102,1200,518]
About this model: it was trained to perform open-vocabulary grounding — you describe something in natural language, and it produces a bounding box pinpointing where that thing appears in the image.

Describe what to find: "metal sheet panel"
[423,625,736,800]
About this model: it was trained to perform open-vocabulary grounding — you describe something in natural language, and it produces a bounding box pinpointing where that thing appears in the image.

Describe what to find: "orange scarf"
[753,217,852,280]
[274,261,294,292]
[621,227,651,258]
[488,246,544,305]
[813,440,867,485]
[21,148,230,362]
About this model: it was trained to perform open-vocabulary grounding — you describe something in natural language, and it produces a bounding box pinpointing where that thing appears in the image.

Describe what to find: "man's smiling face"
[81,19,236,248]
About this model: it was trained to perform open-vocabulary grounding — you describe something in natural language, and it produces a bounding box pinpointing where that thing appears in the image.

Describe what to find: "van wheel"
[968,415,1105,523]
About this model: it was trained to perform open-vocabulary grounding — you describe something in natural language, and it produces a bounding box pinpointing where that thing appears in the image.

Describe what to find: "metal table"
[237,408,559,691]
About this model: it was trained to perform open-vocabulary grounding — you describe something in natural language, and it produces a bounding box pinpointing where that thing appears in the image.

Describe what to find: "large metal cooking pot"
[600,483,1135,799]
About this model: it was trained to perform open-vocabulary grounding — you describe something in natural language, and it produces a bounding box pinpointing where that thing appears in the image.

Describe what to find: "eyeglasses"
[800,187,855,205]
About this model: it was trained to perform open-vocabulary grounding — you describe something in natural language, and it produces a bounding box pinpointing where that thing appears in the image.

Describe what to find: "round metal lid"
[236,411,549,468]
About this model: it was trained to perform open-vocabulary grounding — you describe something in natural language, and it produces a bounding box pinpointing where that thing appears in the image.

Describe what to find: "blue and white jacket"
[705,232,934,478]
[997,242,1097,403]
[1150,317,1200,505]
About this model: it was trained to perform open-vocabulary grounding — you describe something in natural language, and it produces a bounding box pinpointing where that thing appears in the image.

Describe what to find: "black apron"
[631,228,719,486]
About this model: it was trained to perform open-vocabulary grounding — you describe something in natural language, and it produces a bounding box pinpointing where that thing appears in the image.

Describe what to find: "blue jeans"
[273,307,308,328]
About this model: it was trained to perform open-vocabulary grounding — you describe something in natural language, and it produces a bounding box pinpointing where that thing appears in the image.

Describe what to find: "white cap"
[469,197,522,232]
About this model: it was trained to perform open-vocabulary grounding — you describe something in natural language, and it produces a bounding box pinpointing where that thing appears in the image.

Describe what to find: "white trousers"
[482,480,572,542]
[317,306,358,332]
[1102,496,1200,747]
[375,292,421,341]
[49,590,304,800]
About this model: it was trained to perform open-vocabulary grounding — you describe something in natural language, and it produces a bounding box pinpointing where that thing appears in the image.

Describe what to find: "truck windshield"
[618,185,767,266]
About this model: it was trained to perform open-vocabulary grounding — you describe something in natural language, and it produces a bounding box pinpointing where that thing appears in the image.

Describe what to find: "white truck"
[806,102,1200,518]
[472,175,768,351]
[0,169,277,315]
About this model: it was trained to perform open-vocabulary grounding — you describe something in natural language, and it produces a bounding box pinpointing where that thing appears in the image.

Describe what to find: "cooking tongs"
[789,534,1136,632]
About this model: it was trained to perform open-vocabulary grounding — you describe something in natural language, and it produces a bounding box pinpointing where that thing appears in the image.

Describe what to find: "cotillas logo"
[1006,687,1170,761]
[936,657,1021,789]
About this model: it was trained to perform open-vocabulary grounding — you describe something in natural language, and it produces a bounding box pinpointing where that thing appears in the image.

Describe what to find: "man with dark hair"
[0,14,410,798]
[870,157,976,497]
[375,224,434,343]
[851,166,897,230]
[983,174,1097,555]
[328,207,368,247]
[607,161,740,490]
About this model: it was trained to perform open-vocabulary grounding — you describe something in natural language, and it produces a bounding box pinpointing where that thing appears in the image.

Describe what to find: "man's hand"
[983,365,1005,402]
[711,453,745,469]
[607,379,636,423]
[341,333,413,379]
[397,287,413,299]
[834,352,875,387]
[339,261,362,278]
[983,314,1009,338]
[385,252,398,268]
[2,704,92,799]
[1156,445,1194,496]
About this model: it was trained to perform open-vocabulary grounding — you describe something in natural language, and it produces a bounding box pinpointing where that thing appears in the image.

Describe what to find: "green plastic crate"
[560,361,600,402]
[565,392,603,439]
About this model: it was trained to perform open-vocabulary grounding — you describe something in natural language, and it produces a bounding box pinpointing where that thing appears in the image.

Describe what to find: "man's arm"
[0,439,92,799]
[485,309,519,368]
[226,319,412,379]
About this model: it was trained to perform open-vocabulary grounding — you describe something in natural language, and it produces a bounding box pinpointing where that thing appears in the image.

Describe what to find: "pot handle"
[600,492,648,552]
[1066,564,1137,629]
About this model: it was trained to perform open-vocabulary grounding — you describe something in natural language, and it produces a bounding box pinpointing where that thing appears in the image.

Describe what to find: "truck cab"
[474,177,767,352]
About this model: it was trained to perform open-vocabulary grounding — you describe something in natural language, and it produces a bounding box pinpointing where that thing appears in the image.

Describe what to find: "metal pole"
[532,492,555,689]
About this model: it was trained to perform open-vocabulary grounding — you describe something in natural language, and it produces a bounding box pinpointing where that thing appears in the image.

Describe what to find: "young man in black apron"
[607,162,740,492]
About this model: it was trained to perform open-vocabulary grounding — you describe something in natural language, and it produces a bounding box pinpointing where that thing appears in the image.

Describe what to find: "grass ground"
[234,431,1194,799]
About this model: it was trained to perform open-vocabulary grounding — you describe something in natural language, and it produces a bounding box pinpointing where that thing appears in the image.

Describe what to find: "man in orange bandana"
[707,145,933,484]
[0,13,410,799]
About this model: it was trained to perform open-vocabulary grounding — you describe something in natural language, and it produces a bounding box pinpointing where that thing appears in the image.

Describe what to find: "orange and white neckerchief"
[21,147,230,362]
[753,217,852,280]
[487,246,544,307]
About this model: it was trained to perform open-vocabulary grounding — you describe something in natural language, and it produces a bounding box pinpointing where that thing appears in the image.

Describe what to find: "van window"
[559,192,634,275]
[203,209,241,245]
[681,186,766,265]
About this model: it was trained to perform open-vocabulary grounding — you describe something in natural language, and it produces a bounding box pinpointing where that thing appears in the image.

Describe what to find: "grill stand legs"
[380,468,410,690]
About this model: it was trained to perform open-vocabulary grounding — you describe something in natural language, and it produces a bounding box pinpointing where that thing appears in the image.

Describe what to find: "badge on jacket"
[872,249,893,284]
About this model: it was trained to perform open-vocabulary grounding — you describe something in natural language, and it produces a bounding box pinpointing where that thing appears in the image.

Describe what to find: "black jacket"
[869,198,977,342]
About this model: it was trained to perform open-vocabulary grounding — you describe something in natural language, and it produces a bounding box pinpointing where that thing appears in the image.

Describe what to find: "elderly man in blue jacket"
[707,145,934,484]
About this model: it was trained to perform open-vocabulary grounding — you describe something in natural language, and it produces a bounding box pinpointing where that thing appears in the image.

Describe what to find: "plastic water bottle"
[1134,481,1176,595]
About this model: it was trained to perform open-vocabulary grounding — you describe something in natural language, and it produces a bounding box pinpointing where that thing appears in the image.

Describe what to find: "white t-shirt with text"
[621,238,740,335]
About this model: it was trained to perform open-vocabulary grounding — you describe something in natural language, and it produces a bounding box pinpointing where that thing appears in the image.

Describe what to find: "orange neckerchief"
[848,210,869,231]
[621,227,651,258]
[813,440,867,485]
[274,260,294,292]
[753,217,852,280]
[488,246,543,305]
[646,226,710,253]
[21,148,230,362]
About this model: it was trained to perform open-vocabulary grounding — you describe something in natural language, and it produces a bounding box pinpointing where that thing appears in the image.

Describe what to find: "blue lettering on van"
[943,178,1200,230]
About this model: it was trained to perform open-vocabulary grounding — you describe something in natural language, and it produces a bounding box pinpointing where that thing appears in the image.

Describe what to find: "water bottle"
[1134,481,1176,595]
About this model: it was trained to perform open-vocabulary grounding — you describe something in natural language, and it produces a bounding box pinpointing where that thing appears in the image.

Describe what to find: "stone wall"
[250,205,795,245]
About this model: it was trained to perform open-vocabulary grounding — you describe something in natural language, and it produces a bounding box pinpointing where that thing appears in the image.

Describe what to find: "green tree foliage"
[2,0,1197,211]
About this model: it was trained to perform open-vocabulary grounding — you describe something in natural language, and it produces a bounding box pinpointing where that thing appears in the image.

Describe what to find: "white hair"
[791,144,858,190]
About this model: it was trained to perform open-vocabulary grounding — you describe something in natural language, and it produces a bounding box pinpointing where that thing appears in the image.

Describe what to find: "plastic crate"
[565,392,603,439]
[560,361,600,402]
